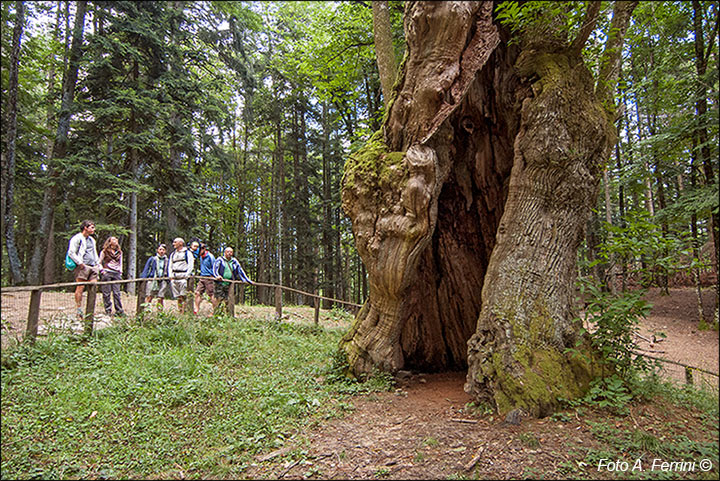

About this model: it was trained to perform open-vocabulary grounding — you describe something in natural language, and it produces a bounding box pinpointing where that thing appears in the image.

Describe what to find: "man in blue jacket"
[212,246,252,313]
[193,243,216,315]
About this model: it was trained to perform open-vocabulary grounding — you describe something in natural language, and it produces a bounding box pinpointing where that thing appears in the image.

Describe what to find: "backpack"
[65,237,83,271]
[171,249,190,266]
[65,253,77,271]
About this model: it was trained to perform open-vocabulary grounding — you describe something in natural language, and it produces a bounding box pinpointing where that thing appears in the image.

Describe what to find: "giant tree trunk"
[341,1,633,416]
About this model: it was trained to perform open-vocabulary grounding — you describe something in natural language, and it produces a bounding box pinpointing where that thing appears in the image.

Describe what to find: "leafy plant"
[579,279,654,378]
[568,278,663,411]
[517,432,540,448]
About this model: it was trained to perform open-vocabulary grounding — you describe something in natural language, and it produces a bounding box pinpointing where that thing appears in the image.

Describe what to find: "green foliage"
[593,211,704,289]
[579,279,654,378]
[0,313,381,479]
[324,346,395,395]
[569,278,660,411]
[495,1,592,44]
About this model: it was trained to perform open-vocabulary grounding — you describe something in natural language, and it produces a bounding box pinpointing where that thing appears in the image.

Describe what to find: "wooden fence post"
[136,280,145,316]
[227,282,235,317]
[314,294,320,325]
[24,289,42,344]
[84,283,97,336]
[275,286,282,320]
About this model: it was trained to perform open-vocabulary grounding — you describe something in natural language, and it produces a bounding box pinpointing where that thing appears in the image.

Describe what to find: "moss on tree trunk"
[341,1,625,417]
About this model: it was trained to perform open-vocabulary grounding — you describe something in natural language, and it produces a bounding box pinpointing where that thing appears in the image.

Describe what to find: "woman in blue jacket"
[141,243,169,309]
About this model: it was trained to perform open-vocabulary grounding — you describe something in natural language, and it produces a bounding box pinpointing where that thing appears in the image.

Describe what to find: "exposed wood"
[136,280,145,315]
[275,285,282,320]
[24,289,42,343]
[450,418,478,424]
[84,284,97,336]
[227,283,235,317]
[372,0,397,108]
[314,295,320,325]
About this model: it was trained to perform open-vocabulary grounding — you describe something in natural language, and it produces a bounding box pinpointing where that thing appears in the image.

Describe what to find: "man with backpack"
[168,237,194,314]
[66,220,100,321]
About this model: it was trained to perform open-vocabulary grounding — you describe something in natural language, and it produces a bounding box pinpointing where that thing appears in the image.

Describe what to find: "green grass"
[1,312,390,479]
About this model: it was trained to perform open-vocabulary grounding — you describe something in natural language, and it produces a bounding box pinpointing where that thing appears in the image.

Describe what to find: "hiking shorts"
[74,264,99,282]
[146,279,169,298]
[214,281,230,300]
[195,278,215,297]
[170,278,188,298]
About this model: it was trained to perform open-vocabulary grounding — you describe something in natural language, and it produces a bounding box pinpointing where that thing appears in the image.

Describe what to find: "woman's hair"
[102,236,121,253]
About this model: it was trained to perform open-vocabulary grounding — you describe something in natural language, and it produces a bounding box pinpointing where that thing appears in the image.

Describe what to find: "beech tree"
[340,1,637,416]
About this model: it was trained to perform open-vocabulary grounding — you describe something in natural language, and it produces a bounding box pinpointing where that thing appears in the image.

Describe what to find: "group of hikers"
[66,219,253,320]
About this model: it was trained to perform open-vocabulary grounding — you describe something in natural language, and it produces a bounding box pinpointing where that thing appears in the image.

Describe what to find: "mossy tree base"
[341,1,626,417]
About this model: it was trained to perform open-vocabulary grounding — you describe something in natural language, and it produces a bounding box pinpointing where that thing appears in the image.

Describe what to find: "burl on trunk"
[341,1,619,416]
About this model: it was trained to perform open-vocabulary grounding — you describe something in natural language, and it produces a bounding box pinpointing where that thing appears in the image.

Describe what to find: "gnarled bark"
[341,1,634,416]
[341,1,505,375]
[464,50,613,417]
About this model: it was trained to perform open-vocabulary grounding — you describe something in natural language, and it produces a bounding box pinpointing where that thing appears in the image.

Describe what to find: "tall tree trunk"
[127,59,139,295]
[28,0,87,285]
[689,139,706,325]
[616,74,628,291]
[322,102,336,307]
[372,0,397,109]
[692,0,719,310]
[603,168,617,294]
[341,1,636,417]
[466,0,637,417]
[2,0,25,285]
[41,2,63,286]
[343,1,505,374]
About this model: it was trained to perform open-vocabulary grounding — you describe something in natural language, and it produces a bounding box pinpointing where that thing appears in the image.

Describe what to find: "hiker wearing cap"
[193,242,216,315]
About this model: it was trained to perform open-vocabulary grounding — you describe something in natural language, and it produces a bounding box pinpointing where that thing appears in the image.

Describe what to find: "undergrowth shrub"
[569,278,661,412]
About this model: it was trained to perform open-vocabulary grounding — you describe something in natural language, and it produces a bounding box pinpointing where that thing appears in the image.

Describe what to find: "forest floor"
[1,286,718,479]
[239,287,718,480]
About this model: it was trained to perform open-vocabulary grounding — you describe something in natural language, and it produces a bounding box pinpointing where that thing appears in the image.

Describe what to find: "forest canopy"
[1,0,718,316]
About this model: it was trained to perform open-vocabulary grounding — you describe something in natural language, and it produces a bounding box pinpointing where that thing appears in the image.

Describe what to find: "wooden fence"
[1,276,362,344]
[2,279,717,386]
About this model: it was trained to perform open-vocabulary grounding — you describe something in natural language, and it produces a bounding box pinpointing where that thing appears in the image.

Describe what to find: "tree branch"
[704,4,719,66]
[569,1,603,57]
[595,1,639,110]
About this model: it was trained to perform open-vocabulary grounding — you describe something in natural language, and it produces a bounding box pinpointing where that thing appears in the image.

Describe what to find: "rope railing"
[1,276,364,344]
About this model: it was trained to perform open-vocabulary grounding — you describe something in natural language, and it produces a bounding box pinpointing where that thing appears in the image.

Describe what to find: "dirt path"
[244,288,717,480]
[634,287,718,387]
